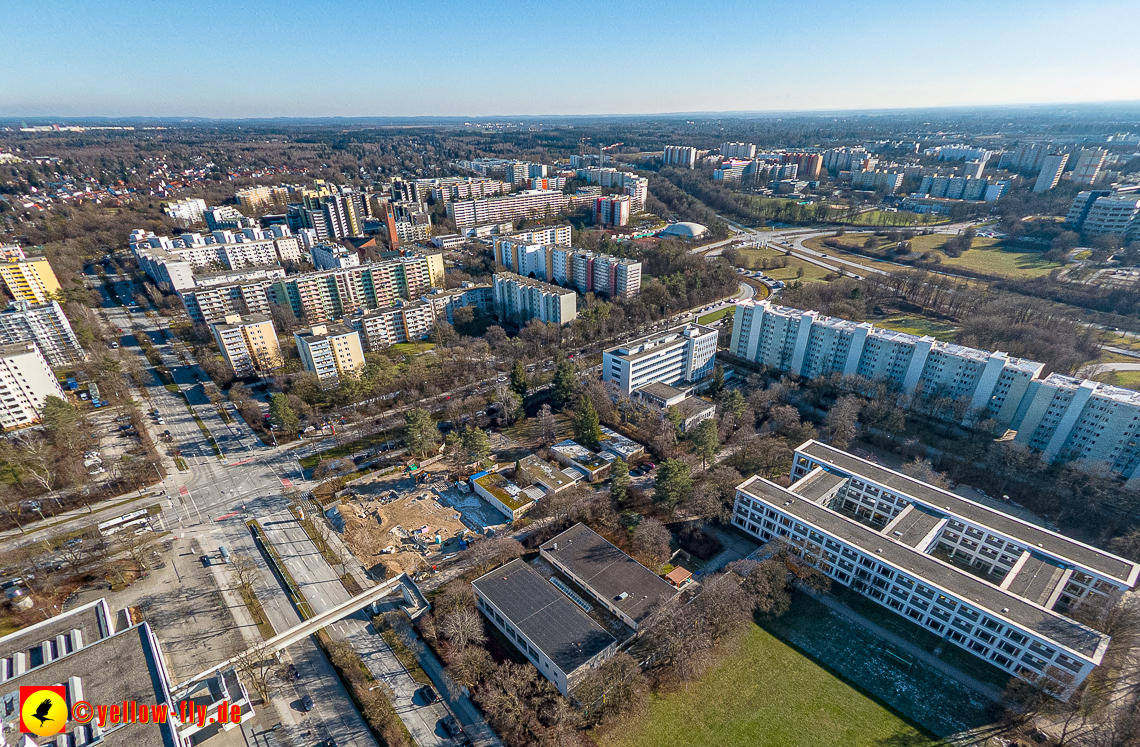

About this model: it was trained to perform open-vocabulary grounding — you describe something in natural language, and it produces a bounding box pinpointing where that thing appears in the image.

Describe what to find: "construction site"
[334,469,511,579]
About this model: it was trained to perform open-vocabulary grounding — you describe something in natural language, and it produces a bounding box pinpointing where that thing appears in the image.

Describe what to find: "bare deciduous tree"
[441,607,485,648]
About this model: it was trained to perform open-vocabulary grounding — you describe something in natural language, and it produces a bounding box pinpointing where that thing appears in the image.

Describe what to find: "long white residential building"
[492,273,577,326]
[423,283,493,324]
[0,342,67,429]
[732,440,1140,699]
[730,300,1044,426]
[728,299,1140,486]
[603,323,718,394]
[447,190,568,233]
[130,228,303,291]
[0,300,85,367]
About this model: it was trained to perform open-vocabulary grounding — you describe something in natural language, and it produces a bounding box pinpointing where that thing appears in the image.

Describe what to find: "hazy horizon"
[5,0,1139,119]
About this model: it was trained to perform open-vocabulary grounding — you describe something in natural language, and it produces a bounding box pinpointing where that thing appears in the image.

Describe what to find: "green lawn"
[903,235,1061,278]
[595,624,941,747]
[875,315,959,343]
[737,248,833,283]
[698,307,731,324]
[849,210,949,227]
[388,342,436,355]
[1092,370,1140,389]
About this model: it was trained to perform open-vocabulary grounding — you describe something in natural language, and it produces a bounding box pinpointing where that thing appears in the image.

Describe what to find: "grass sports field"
[594,623,943,747]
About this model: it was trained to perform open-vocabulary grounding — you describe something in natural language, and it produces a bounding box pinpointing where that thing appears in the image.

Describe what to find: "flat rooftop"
[0,598,111,663]
[798,440,1140,586]
[473,471,533,511]
[635,381,687,402]
[540,523,676,625]
[472,559,614,674]
[1,622,178,746]
[739,476,1107,658]
[605,323,717,362]
[551,440,613,472]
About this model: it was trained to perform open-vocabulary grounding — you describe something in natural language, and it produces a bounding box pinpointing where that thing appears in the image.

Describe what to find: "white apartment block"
[1071,149,1106,186]
[0,301,85,367]
[423,177,511,202]
[662,145,698,169]
[1012,374,1140,487]
[310,243,361,270]
[1073,193,1140,240]
[730,300,1045,426]
[492,273,577,326]
[937,146,992,162]
[0,342,67,429]
[1033,153,1070,193]
[354,301,436,351]
[589,254,642,298]
[423,283,493,323]
[294,324,365,387]
[851,170,904,192]
[179,280,276,324]
[447,190,568,233]
[162,197,207,228]
[594,195,631,227]
[721,142,757,159]
[603,323,718,394]
[577,169,649,211]
[210,314,282,377]
[130,228,301,290]
[732,440,1140,698]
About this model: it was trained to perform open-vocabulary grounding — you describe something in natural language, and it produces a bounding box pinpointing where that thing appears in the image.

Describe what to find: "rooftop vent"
[892,531,903,537]
[616,592,629,601]
[1001,607,1010,613]
[876,548,883,553]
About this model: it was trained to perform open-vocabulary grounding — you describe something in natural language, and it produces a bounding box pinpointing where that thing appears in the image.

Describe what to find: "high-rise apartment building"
[0,300,85,367]
[179,281,275,324]
[269,255,439,324]
[161,197,208,228]
[783,153,823,180]
[354,301,436,350]
[423,283,493,323]
[733,440,1139,699]
[720,142,757,159]
[1072,149,1107,186]
[447,190,568,233]
[1033,153,1070,193]
[730,300,1045,426]
[0,257,61,305]
[310,243,361,270]
[0,342,67,429]
[662,145,698,169]
[937,146,992,162]
[492,273,577,326]
[294,324,365,387]
[235,185,291,210]
[210,314,282,377]
[594,195,631,227]
[602,323,718,394]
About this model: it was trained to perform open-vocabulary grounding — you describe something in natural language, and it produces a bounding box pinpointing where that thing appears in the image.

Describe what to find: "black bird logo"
[32,698,55,726]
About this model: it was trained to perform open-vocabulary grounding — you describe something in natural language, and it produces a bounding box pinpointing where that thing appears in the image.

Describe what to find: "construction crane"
[599,142,623,165]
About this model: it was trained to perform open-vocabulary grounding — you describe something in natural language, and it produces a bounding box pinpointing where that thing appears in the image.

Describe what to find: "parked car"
[301,694,314,712]
[440,716,462,737]
[200,555,211,567]
[419,685,439,703]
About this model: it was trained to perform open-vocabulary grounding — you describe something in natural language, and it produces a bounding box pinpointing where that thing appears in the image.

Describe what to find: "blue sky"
[4,0,1139,118]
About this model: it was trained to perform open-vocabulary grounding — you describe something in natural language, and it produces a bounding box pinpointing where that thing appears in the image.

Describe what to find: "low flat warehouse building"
[731,440,1140,698]
[540,523,677,631]
[473,559,616,695]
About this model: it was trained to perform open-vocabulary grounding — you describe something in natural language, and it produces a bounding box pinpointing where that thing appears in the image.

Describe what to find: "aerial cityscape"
[2,2,1140,747]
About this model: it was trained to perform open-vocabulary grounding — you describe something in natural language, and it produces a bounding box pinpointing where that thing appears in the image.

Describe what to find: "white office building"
[0,342,67,429]
[732,440,1140,698]
[603,323,718,394]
